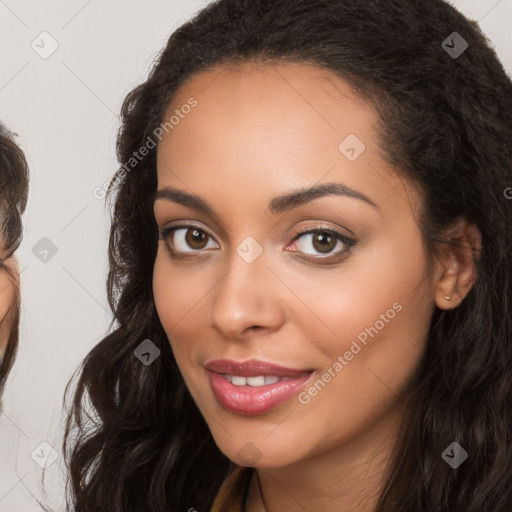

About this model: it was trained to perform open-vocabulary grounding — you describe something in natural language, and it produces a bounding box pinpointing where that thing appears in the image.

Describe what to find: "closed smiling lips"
[204,358,316,415]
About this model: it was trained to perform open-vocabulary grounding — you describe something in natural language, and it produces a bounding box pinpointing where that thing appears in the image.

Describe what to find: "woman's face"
[153,62,437,468]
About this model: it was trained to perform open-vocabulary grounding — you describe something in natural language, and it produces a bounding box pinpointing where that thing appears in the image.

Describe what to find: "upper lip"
[204,359,314,378]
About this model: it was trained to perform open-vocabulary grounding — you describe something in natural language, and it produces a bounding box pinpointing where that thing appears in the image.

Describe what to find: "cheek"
[286,227,431,347]
[0,273,16,353]
[292,233,432,437]
[152,248,212,363]
[287,226,432,398]
[153,248,201,323]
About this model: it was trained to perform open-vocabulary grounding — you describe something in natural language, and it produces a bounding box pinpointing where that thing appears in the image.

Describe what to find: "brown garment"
[210,466,254,511]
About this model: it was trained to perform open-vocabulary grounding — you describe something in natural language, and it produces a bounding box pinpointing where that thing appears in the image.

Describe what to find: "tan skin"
[0,254,18,361]
[152,62,481,511]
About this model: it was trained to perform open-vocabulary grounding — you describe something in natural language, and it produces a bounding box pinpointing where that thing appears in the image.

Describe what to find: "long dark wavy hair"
[0,123,29,397]
[64,0,512,510]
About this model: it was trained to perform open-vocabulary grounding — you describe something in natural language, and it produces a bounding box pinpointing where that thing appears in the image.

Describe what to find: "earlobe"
[433,219,481,310]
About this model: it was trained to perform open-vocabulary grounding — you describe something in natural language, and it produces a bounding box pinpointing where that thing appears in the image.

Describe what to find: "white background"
[0,1,510,510]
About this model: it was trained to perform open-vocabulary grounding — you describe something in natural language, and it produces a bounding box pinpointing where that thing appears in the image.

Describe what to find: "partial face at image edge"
[0,124,29,400]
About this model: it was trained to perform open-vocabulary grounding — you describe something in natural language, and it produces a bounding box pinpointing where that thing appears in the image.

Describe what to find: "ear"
[433,217,482,310]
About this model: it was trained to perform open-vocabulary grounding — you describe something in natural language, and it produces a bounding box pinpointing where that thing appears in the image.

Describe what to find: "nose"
[209,244,284,340]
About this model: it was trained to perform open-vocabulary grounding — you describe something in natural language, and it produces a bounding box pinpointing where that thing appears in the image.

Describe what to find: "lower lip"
[207,369,314,416]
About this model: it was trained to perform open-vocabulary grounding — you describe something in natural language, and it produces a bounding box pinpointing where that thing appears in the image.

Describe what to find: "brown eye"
[311,231,337,253]
[185,228,208,249]
[159,225,218,254]
[289,228,355,260]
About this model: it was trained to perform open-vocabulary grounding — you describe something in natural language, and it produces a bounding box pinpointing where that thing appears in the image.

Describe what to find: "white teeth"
[247,376,265,386]
[231,376,247,386]
[224,374,283,386]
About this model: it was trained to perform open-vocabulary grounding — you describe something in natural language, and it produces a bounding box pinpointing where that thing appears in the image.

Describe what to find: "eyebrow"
[154,182,379,216]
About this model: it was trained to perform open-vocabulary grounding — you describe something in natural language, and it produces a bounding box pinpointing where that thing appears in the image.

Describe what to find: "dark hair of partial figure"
[0,123,29,396]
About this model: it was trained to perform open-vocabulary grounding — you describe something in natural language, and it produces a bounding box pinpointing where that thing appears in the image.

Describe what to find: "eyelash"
[158,223,356,263]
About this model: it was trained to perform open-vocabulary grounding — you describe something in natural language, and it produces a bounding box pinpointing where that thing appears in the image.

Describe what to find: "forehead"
[157,61,378,173]
[166,60,375,132]
[154,61,420,223]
